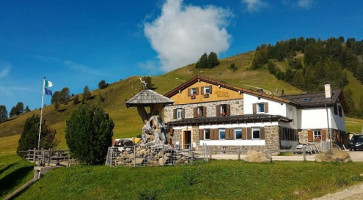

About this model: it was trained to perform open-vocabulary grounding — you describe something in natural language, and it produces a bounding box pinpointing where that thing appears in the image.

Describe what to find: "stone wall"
[164,99,243,123]
[264,126,280,152]
[298,128,333,144]
[171,125,281,152]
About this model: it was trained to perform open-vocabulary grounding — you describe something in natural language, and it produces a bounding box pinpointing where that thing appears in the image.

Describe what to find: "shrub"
[98,80,108,89]
[17,115,57,154]
[228,63,237,71]
[65,104,114,165]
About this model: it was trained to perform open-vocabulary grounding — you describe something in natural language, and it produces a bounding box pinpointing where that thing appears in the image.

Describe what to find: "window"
[257,103,265,113]
[220,104,227,116]
[235,128,242,139]
[204,86,211,94]
[177,108,183,119]
[313,130,321,141]
[191,88,197,95]
[219,129,226,140]
[204,129,210,140]
[197,106,203,117]
[334,104,338,115]
[338,105,342,117]
[302,98,310,102]
[252,127,260,139]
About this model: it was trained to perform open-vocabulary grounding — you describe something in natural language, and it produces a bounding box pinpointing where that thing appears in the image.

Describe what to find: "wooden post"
[110,147,113,167]
[33,148,36,163]
[238,149,241,161]
[133,146,136,167]
[161,147,164,166]
[303,145,306,161]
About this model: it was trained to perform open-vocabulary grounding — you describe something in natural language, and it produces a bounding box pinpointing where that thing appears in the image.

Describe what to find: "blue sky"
[0,0,362,112]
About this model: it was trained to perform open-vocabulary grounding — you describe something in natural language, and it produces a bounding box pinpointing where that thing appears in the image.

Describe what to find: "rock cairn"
[114,144,194,166]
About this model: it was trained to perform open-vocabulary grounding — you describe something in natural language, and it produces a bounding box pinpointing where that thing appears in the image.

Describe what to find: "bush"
[65,104,114,165]
[98,80,108,89]
[73,95,80,105]
[17,115,57,154]
[228,63,237,71]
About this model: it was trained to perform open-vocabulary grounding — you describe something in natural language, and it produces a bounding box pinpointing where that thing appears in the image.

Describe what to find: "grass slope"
[15,160,363,200]
[0,51,362,158]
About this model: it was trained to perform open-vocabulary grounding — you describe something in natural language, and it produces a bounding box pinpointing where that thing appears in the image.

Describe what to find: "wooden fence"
[19,148,72,166]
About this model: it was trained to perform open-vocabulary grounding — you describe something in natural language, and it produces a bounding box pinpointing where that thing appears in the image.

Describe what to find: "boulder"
[315,148,351,163]
[245,151,268,163]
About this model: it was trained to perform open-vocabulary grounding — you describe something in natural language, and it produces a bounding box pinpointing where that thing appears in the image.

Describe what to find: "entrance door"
[183,131,192,149]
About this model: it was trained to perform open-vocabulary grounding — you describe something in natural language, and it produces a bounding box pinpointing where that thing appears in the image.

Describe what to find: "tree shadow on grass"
[0,166,33,198]
[0,163,16,175]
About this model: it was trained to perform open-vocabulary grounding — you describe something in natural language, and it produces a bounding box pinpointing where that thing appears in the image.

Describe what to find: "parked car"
[349,135,363,151]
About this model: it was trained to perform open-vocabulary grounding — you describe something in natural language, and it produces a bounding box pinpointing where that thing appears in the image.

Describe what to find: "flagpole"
[37,77,45,150]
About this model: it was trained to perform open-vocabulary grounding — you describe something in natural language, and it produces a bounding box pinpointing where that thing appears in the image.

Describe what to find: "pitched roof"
[164,75,292,104]
[283,90,349,112]
[165,114,291,126]
[126,89,174,108]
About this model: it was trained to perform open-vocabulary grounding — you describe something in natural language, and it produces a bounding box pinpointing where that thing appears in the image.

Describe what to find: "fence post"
[33,148,36,163]
[303,145,306,161]
[238,149,241,161]
[110,147,113,167]
[133,146,136,167]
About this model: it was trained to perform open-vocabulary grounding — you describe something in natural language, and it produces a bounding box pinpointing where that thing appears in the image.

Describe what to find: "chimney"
[324,83,331,98]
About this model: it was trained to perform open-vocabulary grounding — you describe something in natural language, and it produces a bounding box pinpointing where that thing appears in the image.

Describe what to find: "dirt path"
[312,182,363,200]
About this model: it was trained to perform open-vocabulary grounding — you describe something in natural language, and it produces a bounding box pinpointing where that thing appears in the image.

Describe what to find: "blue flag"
[45,88,52,96]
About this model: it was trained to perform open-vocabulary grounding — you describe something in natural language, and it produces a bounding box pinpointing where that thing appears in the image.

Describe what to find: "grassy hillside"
[14,160,363,200]
[0,50,362,159]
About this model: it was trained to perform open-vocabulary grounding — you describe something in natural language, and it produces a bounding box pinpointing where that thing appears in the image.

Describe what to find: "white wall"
[298,107,344,130]
[243,93,287,117]
[330,103,345,131]
[200,140,265,146]
[199,122,279,129]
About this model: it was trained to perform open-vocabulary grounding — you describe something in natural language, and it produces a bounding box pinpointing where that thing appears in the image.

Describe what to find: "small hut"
[126,80,174,144]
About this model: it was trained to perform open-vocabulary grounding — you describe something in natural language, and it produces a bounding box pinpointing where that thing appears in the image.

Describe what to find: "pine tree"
[24,106,31,112]
[98,80,108,89]
[17,115,57,154]
[65,105,114,165]
[73,95,80,105]
[207,52,219,68]
[0,105,7,122]
[82,86,91,103]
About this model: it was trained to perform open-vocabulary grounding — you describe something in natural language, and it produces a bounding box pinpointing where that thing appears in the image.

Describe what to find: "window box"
[203,93,209,98]
[191,95,196,99]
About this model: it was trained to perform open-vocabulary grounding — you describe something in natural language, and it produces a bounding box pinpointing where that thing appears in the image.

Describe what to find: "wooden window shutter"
[230,129,235,140]
[193,107,197,118]
[196,87,199,95]
[173,109,177,119]
[308,130,313,142]
[203,106,207,117]
[264,103,268,113]
[209,86,212,94]
[226,104,231,116]
[212,129,218,140]
[242,128,247,140]
[260,127,265,139]
[322,130,326,141]
[188,88,191,96]
[201,87,204,95]
[182,108,185,119]
[216,105,220,117]
[253,103,257,114]
[247,128,252,140]
[225,129,230,140]
[199,129,204,140]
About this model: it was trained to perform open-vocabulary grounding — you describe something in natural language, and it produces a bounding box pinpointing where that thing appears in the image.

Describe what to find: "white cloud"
[0,63,11,80]
[144,0,231,72]
[297,0,313,8]
[242,0,268,13]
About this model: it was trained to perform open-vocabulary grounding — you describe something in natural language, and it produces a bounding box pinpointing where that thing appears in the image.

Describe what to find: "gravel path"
[312,182,363,200]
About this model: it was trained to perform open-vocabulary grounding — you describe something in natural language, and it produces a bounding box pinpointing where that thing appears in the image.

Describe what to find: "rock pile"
[114,145,194,166]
